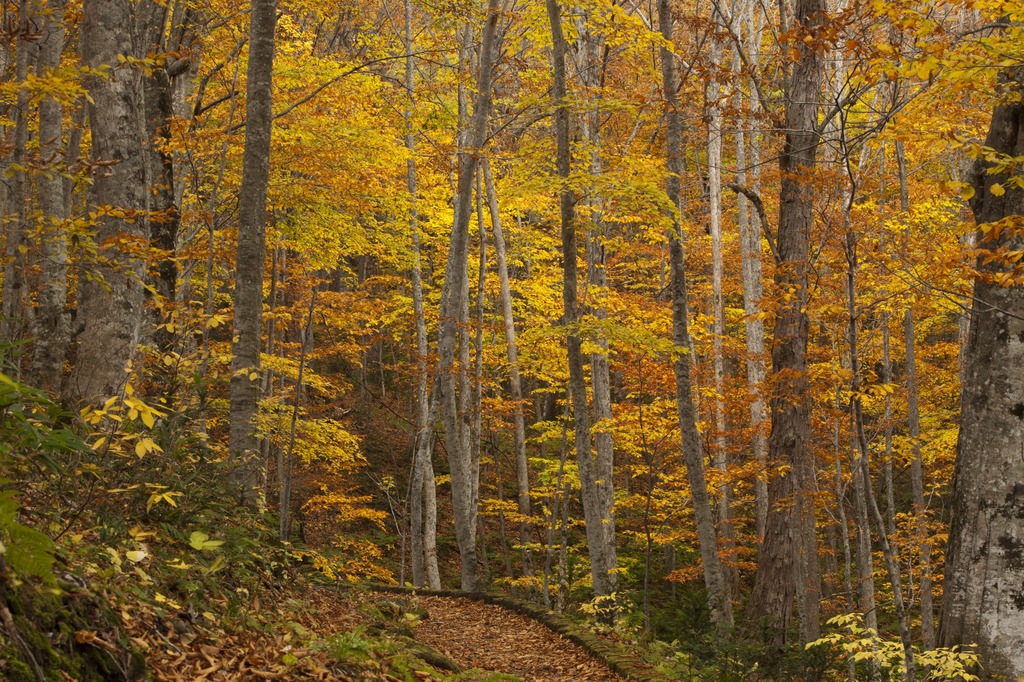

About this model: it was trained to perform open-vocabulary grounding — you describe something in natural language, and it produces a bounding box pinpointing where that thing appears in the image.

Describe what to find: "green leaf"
[189,531,224,551]
[5,522,55,581]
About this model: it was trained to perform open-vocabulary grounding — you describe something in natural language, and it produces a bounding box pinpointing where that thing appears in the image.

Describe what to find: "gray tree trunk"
[471,171,487,576]
[705,18,735,586]
[228,0,277,503]
[67,0,151,407]
[483,159,533,577]
[896,140,935,650]
[31,0,69,392]
[403,0,433,590]
[573,8,618,591]
[437,0,501,591]
[659,0,733,628]
[735,0,769,541]
[1,0,36,351]
[547,0,613,597]
[939,68,1024,681]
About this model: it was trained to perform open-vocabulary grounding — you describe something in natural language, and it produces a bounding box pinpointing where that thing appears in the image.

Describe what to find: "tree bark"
[706,14,735,587]
[437,0,501,591]
[228,0,277,503]
[735,0,769,541]
[745,0,824,643]
[403,0,434,590]
[939,67,1024,681]
[31,0,69,392]
[67,0,151,407]
[573,7,618,592]
[1,0,37,353]
[659,0,733,628]
[547,0,613,597]
[483,159,533,578]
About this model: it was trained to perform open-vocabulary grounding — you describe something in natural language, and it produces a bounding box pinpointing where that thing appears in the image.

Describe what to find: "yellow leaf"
[991,183,1006,196]
[125,550,148,563]
[136,441,148,458]
[141,410,155,429]
[961,184,976,200]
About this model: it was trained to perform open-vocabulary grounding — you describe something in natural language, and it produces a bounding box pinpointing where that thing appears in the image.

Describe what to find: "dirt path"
[409,594,626,681]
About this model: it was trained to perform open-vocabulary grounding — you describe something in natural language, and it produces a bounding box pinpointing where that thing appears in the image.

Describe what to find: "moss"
[1,641,36,681]
[1,574,145,681]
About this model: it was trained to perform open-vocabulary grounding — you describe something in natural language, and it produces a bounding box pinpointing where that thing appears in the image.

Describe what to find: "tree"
[939,66,1024,681]
[228,0,277,504]
[547,0,616,598]
[436,0,502,591]
[745,0,824,644]
[659,0,733,628]
[67,0,150,407]
[29,0,68,393]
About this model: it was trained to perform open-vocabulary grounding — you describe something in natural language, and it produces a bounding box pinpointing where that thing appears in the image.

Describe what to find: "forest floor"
[130,586,627,681]
[408,593,625,681]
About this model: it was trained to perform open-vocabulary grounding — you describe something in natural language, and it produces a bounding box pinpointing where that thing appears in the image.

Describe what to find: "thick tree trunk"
[659,0,733,628]
[939,68,1024,681]
[547,0,613,597]
[483,159,533,577]
[68,0,150,407]
[745,0,824,643]
[228,0,276,503]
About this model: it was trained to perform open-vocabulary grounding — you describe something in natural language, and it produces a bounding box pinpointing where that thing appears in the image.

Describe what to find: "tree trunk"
[437,0,501,591]
[471,170,487,577]
[736,0,769,541]
[68,0,150,407]
[896,140,935,650]
[547,0,613,597]
[227,0,276,504]
[939,68,1024,681]
[745,0,824,644]
[574,8,618,592]
[403,0,433,590]
[706,16,735,588]
[659,0,733,628]
[483,159,533,578]
[1,0,37,353]
[31,0,69,393]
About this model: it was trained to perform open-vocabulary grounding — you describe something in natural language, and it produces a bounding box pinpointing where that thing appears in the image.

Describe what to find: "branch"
[727,183,779,263]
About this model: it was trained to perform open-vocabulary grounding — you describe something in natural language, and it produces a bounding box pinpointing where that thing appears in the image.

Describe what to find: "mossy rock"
[0,573,145,681]
[392,634,461,673]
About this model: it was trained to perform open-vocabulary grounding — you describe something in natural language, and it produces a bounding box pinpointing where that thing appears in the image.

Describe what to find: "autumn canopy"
[2,0,1024,679]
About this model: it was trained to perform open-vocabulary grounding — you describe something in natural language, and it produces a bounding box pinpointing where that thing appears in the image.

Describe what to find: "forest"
[2,0,1024,679]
